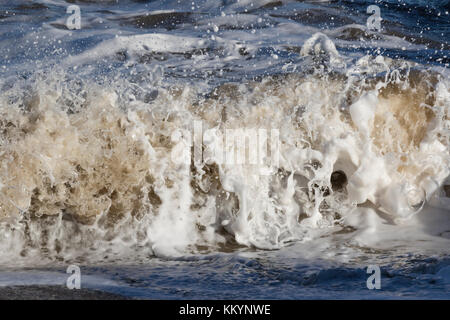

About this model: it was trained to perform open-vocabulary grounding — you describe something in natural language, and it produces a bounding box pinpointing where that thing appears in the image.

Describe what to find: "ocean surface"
[0,0,449,299]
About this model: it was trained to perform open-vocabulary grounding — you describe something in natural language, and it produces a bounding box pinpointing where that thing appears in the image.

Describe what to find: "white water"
[0,35,448,266]
[0,0,448,273]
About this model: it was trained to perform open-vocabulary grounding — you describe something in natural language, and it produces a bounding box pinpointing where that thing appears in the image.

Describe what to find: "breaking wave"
[0,47,449,264]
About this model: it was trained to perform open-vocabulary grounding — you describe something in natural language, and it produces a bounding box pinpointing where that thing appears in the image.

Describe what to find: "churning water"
[0,0,449,299]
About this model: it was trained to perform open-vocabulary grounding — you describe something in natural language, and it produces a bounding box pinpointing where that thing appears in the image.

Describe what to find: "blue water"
[1,249,449,299]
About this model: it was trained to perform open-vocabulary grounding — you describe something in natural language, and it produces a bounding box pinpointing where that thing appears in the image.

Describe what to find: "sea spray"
[0,53,448,265]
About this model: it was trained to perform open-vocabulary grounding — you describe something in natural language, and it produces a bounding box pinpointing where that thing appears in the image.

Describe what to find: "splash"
[0,53,448,265]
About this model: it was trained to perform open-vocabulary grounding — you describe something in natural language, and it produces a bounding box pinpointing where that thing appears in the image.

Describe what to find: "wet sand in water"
[0,285,128,300]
